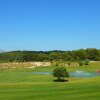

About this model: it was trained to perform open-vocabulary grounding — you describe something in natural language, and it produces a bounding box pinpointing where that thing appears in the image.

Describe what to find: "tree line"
[0,48,100,62]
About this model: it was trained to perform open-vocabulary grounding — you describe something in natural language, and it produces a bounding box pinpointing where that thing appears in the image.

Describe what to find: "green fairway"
[0,62,100,100]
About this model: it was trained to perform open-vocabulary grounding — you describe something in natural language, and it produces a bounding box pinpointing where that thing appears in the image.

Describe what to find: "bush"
[79,61,84,66]
[53,67,69,81]
[68,62,71,66]
[85,59,89,65]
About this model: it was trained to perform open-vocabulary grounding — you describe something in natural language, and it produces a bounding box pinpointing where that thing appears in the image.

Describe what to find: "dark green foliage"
[79,61,84,66]
[86,48,99,60]
[53,67,69,80]
[0,48,100,62]
[68,62,71,66]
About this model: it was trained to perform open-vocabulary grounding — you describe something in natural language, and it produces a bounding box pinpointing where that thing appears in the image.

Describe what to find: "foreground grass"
[0,62,100,100]
[0,79,100,100]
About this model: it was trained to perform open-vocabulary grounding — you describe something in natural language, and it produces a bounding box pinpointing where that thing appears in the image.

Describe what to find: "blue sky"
[0,0,100,51]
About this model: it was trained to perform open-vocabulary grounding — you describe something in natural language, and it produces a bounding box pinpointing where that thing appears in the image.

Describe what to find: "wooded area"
[0,48,100,62]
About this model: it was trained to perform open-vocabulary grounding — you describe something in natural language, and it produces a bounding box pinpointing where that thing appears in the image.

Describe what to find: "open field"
[0,62,100,100]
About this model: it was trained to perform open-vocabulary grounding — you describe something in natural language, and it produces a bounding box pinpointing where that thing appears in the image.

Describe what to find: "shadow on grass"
[53,79,69,82]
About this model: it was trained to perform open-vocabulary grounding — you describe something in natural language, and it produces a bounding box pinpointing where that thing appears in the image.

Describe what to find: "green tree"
[49,52,58,61]
[85,59,89,65]
[79,61,84,66]
[72,49,87,60]
[53,67,69,80]
[86,48,99,60]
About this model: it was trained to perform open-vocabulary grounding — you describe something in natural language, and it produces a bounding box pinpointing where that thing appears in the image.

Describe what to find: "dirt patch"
[31,62,51,67]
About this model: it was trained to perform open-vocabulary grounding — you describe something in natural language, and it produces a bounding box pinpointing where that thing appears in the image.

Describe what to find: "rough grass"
[0,62,100,100]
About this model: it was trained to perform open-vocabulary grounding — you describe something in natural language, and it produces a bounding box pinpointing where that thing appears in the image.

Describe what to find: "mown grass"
[0,62,100,100]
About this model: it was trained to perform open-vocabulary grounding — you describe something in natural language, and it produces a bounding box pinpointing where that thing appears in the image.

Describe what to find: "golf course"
[0,0,100,99]
[0,61,100,100]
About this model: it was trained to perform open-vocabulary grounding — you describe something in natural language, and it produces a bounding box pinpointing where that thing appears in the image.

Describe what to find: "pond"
[70,70,100,78]
[29,70,100,78]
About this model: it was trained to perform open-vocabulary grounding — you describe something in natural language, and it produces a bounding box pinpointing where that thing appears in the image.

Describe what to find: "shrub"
[68,62,71,66]
[85,59,89,65]
[53,67,69,80]
[79,61,84,66]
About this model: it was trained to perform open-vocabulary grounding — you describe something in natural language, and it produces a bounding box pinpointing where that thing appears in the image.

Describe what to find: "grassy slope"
[0,62,100,100]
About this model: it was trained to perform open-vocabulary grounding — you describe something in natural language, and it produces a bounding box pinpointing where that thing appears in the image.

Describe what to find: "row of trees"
[0,48,100,62]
